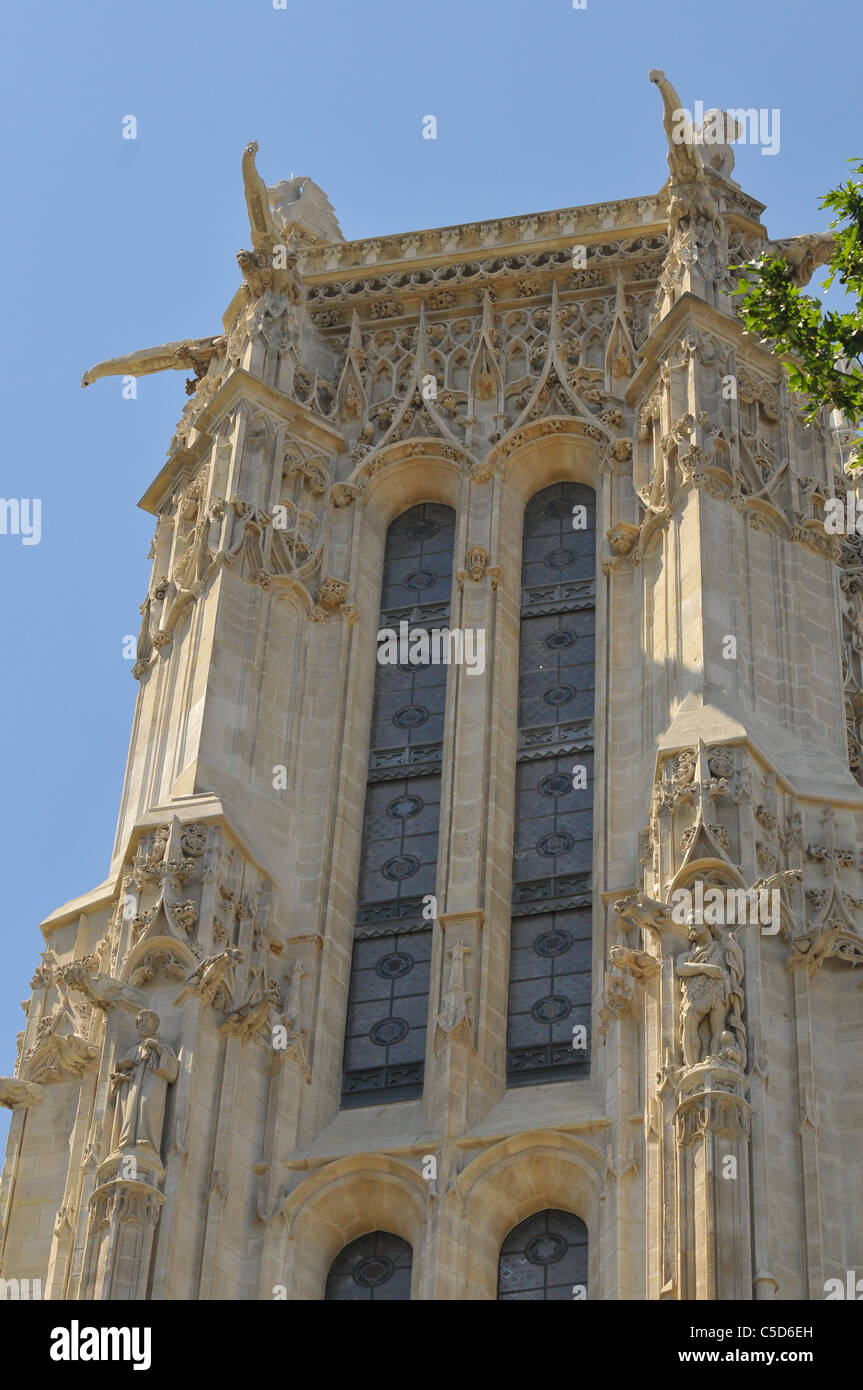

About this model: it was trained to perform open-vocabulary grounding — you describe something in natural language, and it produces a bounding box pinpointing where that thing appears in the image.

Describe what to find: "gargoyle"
[242,140,280,254]
[755,232,836,289]
[649,69,707,189]
[0,1077,44,1109]
[174,947,243,1012]
[750,868,803,897]
[649,70,725,254]
[23,1007,100,1084]
[56,960,141,1013]
[237,142,303,301]
[609,944,661,982]
[81,335,226,388]
[614,891,677,937]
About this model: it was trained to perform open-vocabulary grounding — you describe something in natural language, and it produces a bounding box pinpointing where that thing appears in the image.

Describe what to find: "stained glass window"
[506,482,595,1086]
[497,1209,589,1300]
[341,503,455,1107]
[325,1231,413,1301]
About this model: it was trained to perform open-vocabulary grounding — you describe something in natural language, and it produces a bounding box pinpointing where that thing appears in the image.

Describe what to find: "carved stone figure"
[110,1011,178,1159]
[174,947,243,1011]
[614,891,676,937]
[57,960,139,1013]
[435,939,472,1050]
[757,232,836,289]
[676,917,746,1070]
[0,1077,44,1109]
[220,979,282,1044]
[696,109,744,180]
[81,336,226,388]
[23,1007,100,1083]
[648,70,706,188]
[609,944,660,982]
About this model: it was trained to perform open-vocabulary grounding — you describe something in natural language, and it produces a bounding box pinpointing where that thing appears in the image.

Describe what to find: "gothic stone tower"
[2,73,862,1302]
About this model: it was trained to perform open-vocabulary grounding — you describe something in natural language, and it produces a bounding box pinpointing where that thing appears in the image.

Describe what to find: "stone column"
[672,1065,753,1300]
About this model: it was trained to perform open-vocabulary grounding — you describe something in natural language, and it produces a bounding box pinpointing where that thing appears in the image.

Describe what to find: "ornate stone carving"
[609,944,661,982]
[128,949,187,989]
[220,979,282,1045]
[81,335,226,390]
[174,948,243,1011]
[270,961,311,1080]
[23,1006,100,1084]
[751,232,836,289]
[56,961,137,1014]
[598,971,635,1037]
[606,522,640,557]
[434,939,473,1052]
[614,891,676,937]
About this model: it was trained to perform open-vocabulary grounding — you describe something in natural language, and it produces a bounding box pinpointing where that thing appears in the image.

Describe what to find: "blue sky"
[1,0,861,1145]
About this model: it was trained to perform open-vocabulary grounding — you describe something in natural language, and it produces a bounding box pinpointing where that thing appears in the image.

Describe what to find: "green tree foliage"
[734,162,863,448]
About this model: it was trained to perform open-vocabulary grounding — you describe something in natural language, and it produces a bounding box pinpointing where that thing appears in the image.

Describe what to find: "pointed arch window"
[341,503,456,1107]
[506,482,595,1086]
[326,1231,413,1301]
[497,1209,588,1300]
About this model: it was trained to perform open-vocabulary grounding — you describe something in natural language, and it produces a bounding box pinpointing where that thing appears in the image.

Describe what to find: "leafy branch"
[732,160,863,453]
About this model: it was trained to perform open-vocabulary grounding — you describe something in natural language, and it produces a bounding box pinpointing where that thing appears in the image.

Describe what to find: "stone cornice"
[298,180,764,282]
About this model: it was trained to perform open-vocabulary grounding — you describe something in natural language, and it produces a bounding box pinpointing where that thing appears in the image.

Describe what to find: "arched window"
[341,503,456,1107]
[506,481,595,1086]
[497,1208,588,1300]
[326,1231,413,1301]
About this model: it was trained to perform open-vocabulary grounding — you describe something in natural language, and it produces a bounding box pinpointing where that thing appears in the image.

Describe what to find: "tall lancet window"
[506,481,595,1086]
[341,503,456,1107]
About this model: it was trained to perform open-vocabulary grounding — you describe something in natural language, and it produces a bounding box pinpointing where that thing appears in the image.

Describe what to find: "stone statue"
[110,1010,178,1159]
[220,979,282,1044]
[676,916,746,1070]
[696,109,744,180]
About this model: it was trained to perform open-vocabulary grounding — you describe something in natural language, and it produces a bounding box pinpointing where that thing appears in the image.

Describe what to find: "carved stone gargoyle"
[0,1077,44,1109]
[22,1004,100,1084]
[57,959,143,1015]
[174,947,243,1012]
[220,978,282,1045]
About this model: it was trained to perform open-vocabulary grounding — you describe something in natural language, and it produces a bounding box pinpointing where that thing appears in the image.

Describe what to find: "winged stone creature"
[174,947,243,1012]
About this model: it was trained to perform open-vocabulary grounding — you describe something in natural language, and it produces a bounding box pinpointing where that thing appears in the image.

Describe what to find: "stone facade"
[2,72,862,1301]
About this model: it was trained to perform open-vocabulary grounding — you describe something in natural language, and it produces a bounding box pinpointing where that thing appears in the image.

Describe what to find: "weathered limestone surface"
[2,74,862,1301]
